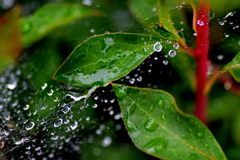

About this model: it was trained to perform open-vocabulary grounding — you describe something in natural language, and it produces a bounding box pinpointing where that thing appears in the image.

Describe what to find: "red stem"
[194,1,210,124]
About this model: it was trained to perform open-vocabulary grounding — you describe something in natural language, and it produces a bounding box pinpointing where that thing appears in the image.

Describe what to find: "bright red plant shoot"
[194,0,211,124]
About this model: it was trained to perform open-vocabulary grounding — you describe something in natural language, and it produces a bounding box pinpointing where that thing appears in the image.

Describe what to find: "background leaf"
[21,2,101,47]
[223,51,240,82]
[113,84,226,160]
[53,33,163,87]
[0,6,22,70]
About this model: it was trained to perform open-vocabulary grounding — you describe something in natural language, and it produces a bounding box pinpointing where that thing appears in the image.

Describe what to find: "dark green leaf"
[112,84,226,160]
[223,51,240,82]
[53,33,163,87]
[21,2,101,47]
[128,0,159,27]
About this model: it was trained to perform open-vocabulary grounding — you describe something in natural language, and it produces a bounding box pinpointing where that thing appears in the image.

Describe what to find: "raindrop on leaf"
[144,119,158,132]
[168,50,176,57]
[153,42,162,52]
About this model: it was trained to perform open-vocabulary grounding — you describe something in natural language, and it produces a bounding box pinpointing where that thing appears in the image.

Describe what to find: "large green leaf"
[223,51,240,82]
[112,84,226,160]
[53,33,163,87]
[21,2,101,47]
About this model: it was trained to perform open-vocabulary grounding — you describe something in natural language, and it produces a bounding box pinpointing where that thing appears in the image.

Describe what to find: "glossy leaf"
[21,2,101,47]
[112,84,226,160]
[53,33,163,87]
[0,6,22,70]
[223,51,240,82]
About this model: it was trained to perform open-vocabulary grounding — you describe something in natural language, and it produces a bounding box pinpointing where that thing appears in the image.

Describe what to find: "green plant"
[1,0,240,159]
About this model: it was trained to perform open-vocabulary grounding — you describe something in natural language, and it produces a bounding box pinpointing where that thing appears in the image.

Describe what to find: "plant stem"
[194,0,210,124]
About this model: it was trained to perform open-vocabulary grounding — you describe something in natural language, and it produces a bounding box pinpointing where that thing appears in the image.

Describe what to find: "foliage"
[1,0,240,159]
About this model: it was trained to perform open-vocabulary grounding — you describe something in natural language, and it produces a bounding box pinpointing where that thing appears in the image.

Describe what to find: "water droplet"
[153,42,162,52]
[92,104,98,108]
[127,102,136,114]
[54,119,63,127]
[101,136,112,147]
[197,132,204,138]
[144,119,158,132]
[23,104,30,110]
[136,76,142,82]
[41,83,47,90]
[62,106,70,113]
[168,50,176,57]
[22,21,32,33]
[173,43,180,49]
[126,119,135,132]
[129,78,135,84]
[219,21,225,25]
[26,122,35,130]
[144,138,168,153]
[217,55,224,60]
[181,134,186,138]
[197,20,204,26]
[205,143,210,148]
[161,113,167,121]
[114,113,122,120]
[70,121,78,130]
[90,29,95,33]
[163,60,168,65]
[149,104,154,111]
[47,89,54,96]
[193,33,197,36]
[158,99,165,107]
[6,81,17,90]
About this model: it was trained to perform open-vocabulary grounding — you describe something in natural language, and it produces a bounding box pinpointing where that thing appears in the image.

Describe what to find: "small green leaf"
[223,51,240,82]
[112,84,226,160]
[158,0,179,38]
[53,33,162,87]
[149,24,176,40]
[21,2,101,47]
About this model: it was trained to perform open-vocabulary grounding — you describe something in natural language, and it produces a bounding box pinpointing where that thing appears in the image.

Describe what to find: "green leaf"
[21,2,101,47]
[223,51,240,82]
[149,24,176,40]
[112,84,226,160]
[53,33,163,87]
[157,0,179,39]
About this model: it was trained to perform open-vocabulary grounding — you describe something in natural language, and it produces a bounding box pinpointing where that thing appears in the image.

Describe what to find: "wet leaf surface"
[113,84,227,160]
[53,33,163,87]
[21,2,101,47]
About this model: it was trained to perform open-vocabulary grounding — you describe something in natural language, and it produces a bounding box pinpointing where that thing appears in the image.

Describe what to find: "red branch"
[194,1,210,124]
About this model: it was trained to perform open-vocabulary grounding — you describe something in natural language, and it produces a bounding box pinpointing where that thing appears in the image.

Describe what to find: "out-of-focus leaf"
[0,6,22,70]
[128,0,159,27]
[53,33,163,87]
[21,43,62,89]
[112,84,227,160]
[21,2,101,47]
[223,51,240,82]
